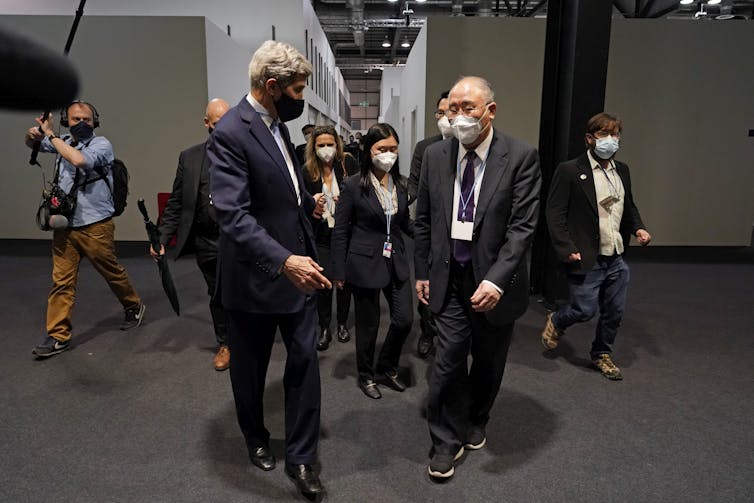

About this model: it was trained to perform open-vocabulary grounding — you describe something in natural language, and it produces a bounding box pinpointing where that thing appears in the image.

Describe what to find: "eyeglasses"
[446,103,490,119]
[591,130,621,139]
[434,110,446,119]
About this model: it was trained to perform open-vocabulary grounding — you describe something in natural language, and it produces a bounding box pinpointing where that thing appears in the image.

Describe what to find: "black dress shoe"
[336,324,351,343]
[249,446,276,471]
[358,378,382,399]
[317,327,332,351]
[285,463,324,495]
[417,333,434,358]
[382,370,406,392]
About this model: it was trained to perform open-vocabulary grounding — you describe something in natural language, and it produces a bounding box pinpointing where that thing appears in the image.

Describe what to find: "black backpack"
[85,158,128,216]
[107,158,129,216]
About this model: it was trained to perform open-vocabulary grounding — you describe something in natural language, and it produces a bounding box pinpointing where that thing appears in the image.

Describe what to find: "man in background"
[542,112,651,380]
[295,123,314,165]
[408,90,451,358]
[151,98,231,371]
[25,101,145,358]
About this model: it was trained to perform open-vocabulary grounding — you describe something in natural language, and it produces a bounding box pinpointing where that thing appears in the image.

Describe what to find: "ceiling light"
[382,36,391,48]
[680,0,694,5]
[707,0,721,5]
[416,0,427,3]
[401,38,410,48]
[388,0,399,3]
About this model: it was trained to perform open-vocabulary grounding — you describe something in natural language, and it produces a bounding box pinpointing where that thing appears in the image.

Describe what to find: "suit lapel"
[576,153,599,216]
[473,131,508,232]
[191,143,207,200]
[364,179,388,225]
[238,99,297,199]
[441,139,459,232]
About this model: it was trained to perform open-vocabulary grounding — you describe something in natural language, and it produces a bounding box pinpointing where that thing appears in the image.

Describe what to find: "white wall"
[396,27,428,178]
[379,67,404,122]
[0,0,351,147]
[204,19,252,105]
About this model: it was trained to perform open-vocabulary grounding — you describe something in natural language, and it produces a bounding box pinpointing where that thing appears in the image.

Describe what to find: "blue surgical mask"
[70,121,94,140]
[594,135,620,160]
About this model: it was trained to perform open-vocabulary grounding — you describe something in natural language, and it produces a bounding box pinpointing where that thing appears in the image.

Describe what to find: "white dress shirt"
[587,149,625,256]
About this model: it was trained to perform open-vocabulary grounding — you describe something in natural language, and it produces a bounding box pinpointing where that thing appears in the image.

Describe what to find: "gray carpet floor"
[1,241,752,502]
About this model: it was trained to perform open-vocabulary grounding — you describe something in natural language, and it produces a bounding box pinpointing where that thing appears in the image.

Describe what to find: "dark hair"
[586,112,622,136]
[301,123,315,133]
[304,125,346,182]
[359,123,405,191]
[437,90,449,107]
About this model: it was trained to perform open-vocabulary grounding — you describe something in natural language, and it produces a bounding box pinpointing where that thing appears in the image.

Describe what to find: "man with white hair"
[151,98,231,371]
[208,41,328,496]
[414,76,541,480]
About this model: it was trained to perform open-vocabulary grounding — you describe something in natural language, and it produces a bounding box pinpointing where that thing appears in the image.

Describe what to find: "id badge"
[382,241,393,258]
[599,195,619,211]
[451,219,473,241]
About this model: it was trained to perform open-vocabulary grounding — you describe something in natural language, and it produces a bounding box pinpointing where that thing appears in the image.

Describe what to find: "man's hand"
[312,193,326,220]
[415,280,430,305]
[283,255,332,293]
[566,252,582,263]
[149,244,165,262]
[636,229,652,246]
[35,114,54,137]
[470,282,501,312]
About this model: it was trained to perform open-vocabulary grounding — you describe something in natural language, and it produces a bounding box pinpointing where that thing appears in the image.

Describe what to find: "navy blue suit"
[208,97,321,464]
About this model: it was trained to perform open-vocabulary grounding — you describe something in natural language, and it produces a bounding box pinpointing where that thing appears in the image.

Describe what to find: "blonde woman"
[302,125,357,350]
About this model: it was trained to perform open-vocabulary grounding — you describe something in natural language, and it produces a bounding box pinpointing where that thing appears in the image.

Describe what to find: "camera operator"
[24,100,145,359]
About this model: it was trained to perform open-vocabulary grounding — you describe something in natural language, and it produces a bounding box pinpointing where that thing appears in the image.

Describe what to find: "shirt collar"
[246,93,275,128]
[587,149,616,171]
[459,127,494,163]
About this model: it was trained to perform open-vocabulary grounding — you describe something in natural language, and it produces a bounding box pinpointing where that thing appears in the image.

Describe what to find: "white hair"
[451,76,495,103]
[248,40,313,90]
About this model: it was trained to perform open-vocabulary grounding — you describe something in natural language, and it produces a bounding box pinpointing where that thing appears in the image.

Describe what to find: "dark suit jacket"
[331,174,413,290]
[408,134,443,204]
[414,129,541,327]
[158,141,211,258]
[208,97,317,314]
[546,152,646,275]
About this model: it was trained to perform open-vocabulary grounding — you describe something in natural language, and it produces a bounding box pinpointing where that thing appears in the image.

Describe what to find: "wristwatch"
[47,133,58,142]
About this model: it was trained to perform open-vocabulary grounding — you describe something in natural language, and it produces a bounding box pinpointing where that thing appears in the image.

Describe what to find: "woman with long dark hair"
[331,123,413,399]
[302,125,356,350]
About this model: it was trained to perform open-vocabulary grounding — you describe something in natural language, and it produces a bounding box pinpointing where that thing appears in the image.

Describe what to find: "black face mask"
[275,91,304,122]
[70,121,94,141]
[208,127,214,135]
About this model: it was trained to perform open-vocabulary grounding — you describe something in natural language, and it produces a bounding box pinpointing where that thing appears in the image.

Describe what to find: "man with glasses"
[542,112,651,380]
[414,76,541,480]
[408,90,450,358]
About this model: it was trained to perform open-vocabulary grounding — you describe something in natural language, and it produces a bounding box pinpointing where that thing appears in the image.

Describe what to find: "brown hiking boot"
[592,354,623,380]
[541,312,564,350]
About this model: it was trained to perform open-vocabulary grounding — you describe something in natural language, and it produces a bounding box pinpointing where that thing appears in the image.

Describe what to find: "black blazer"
[158,141,211,258]
[546,152,646,275]
[331,174,413,289]
[407,133,443,204]
[414,130,542,327]
[208,97,318,314]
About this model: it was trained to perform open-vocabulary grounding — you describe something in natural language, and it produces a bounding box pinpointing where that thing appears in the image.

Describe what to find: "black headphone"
[60,100,100,128]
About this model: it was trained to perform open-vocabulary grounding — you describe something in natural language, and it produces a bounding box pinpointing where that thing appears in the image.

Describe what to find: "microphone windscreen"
[48,214,69,229]
[0,27,79,111]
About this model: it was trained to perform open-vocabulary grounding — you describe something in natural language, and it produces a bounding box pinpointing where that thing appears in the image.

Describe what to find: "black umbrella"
[137,198,180,316]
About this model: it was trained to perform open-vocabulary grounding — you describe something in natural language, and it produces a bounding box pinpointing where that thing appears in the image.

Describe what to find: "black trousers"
[227,297,321,465]
[196,256,227,346]
[428,261,514,454]
[350,279,413,381]
[315,242,351,328]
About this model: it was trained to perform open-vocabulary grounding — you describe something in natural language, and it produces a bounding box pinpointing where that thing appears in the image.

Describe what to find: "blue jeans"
[552,255,630,358]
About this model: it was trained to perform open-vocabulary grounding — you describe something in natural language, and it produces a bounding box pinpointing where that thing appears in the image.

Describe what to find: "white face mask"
[451,106,489,145]
[316,146,336,163]
[594,135,620,160]
[372,152,397,172]
[437,116,453,139]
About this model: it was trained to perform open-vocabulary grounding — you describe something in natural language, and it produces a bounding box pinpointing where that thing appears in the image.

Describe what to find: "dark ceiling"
[311,0,754,83]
